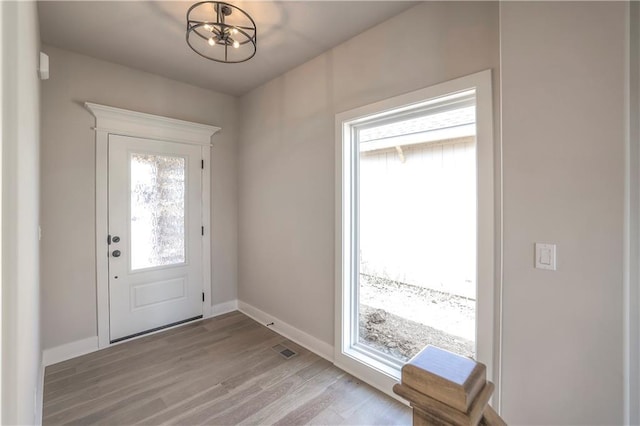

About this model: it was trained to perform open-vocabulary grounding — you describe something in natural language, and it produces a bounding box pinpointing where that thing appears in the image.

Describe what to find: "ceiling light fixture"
[186,1,257,64]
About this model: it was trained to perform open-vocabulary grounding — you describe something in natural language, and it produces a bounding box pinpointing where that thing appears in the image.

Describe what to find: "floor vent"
[272,343,298,359]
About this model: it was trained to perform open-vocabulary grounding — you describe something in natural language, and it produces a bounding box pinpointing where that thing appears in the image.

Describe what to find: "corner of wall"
[625,2,640,424]
[2,1,43,423]
[237,300,334,362]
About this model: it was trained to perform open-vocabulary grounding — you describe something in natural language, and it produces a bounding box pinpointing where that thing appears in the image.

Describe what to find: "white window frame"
[85,102,220,349]
[334,70,498,403]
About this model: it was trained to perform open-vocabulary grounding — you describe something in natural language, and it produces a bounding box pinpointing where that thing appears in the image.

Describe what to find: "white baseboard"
[41,302,238,367]
[35,362,44,425]
[42,336,99,367]
[40,300,329,366]
[237,300,334,362]
[209,299,238,318]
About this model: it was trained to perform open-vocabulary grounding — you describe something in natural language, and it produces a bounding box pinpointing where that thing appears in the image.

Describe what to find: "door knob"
[112,250,121,258]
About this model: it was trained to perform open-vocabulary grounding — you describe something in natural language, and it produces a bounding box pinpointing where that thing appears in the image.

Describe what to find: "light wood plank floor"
[43,311,411,425]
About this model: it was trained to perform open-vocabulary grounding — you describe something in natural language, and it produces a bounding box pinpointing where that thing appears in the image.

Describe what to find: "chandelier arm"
[233,28,255,47]
[189,23,218,42]
[232,25,255,31]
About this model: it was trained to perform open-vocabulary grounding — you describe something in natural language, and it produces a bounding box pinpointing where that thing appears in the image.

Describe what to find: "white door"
[108,134,204,342]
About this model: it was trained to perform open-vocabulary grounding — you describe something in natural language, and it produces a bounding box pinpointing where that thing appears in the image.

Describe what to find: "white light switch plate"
[535,243,556,270]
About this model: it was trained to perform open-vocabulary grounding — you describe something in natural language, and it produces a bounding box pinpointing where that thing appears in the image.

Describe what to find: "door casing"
[86,102,220,349]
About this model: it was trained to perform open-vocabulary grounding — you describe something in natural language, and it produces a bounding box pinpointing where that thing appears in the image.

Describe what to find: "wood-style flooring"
[43,311,411,425]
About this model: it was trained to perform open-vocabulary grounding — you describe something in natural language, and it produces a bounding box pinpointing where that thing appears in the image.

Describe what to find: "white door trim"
[85,102,220,349]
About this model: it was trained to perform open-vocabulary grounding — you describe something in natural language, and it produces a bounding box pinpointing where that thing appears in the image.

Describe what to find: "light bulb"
[233,40,240,49]
[204,24,213,32]
[230,28,238,35]
[208,38,215,46]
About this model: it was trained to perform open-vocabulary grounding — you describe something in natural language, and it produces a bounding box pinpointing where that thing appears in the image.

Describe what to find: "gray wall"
[630,3,640,424]
[1,1,42,424]
[500,3,626,424]
[238,1,629,424]
[37,1,632,423]
[40,45,239,350]
[238,1,500,360]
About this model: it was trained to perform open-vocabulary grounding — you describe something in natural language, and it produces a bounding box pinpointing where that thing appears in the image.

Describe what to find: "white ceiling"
[38,1,417,96]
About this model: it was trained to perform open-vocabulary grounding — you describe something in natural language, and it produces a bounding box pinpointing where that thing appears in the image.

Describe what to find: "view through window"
[355,93,477,363]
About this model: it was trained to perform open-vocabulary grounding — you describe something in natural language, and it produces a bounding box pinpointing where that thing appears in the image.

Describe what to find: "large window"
[335,70,497,400]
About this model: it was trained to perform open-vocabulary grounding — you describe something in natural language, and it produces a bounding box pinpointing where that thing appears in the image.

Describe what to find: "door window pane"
[130,154,186,270]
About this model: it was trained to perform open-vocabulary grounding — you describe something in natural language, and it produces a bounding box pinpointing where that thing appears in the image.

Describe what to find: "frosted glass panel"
[130,153,186,270]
